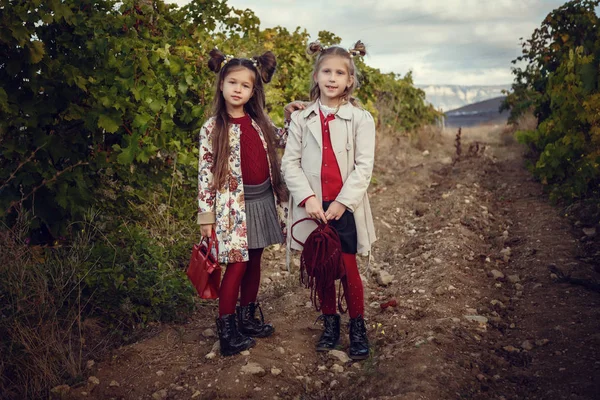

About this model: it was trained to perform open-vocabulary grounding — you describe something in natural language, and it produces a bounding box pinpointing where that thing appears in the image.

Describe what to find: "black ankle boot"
[236,302,275,338]
[216,314,255,356]
[315,314,340,352]
[348,315,369,360]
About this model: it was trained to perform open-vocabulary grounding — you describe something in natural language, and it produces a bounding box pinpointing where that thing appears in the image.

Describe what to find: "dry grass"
[271,272,300,299]
[410,125,443,151]
[374,124,445,173]
[446,124,506,144]
[503,112,538,146]
[0,210,110,399]
[375,127,409,169]
[441,117,537,148]
[514,112,538,131]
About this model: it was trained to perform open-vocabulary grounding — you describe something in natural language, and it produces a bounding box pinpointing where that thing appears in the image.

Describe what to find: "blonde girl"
[281,41,377,360]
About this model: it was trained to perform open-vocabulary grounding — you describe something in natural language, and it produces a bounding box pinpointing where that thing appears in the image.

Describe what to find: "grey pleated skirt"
[244,179,284,249]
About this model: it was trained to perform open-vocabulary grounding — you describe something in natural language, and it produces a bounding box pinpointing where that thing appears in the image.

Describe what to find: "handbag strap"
[291,217,322,247]
[201,229,219,255]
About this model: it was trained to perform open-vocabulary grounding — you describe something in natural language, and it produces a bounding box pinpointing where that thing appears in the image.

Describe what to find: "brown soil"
[67,127,600,400]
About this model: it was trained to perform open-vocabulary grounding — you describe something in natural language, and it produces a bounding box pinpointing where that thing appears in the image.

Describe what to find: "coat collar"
[300,101,353,121]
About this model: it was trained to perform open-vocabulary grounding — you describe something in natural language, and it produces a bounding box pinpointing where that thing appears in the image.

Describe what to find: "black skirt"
[323,201,357,254]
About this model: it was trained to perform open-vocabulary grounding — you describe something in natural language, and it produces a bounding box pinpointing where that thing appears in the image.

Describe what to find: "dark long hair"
[207,49,288,202]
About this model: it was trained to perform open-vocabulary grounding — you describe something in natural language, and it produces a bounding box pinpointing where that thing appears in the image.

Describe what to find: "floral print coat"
[197,117,288,264]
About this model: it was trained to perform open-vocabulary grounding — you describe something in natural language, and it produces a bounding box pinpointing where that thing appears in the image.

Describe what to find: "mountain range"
[417,84,511,112]
[444,96,509,128]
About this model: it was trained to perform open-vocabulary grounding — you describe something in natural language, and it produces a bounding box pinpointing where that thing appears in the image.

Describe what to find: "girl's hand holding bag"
[187,231,221,299]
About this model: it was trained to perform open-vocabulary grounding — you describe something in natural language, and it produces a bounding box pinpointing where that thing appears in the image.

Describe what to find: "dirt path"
[69,127,599,400]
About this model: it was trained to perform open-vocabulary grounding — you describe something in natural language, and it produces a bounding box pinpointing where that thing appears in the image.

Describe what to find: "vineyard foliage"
[0,0,438,238]
[503,0,600,202]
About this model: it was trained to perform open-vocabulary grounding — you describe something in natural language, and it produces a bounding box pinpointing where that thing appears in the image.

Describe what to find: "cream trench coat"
[281,101,377,257]
[197,117,288,264]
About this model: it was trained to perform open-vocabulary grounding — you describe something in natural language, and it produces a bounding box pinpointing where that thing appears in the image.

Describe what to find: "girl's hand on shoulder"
[325,201,346,221]
[201,224,215,238]
[284,101,307,120]
[305,196,327,223]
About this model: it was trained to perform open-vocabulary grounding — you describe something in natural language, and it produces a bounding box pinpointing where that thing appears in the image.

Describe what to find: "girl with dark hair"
[198,49,292,356]
[281,40,377,360]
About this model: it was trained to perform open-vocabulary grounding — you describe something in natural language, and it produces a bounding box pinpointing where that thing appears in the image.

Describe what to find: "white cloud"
[368,0,540,21]
[168,0,568,85]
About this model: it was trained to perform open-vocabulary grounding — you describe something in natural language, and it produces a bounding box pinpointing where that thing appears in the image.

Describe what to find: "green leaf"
[0,88,8,112]
[55,182,69,209]
[74,75,88,92]
[53,1,74,22]
[166,85,176,98]
[579,63,597,93]
[165,102,175,117]
[160,117,174,132]
[98,114,121,133]
[169,59,182,75]
[131,87,142,101]
[148,99,163,113]
[117,144,136,165]
[137,150,150,163]
[140,55,150,72]
[28,41,45,64]
[9,23,29,46]
[178,82,188,94]
[170,140,181,150]
[133,113,152,128]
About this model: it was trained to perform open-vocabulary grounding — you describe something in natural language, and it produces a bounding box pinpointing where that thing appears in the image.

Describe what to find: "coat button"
[346,143,352,150]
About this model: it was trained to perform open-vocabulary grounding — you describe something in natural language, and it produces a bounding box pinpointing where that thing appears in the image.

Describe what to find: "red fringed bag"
[187,231,221,300]
[291,218,346,312]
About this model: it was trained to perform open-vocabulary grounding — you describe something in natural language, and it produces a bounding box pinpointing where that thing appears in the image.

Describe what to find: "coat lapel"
[304,115,321,150]
[301,102,323,150]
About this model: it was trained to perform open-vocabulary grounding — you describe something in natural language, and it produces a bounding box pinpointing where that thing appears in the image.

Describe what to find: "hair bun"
[306,41,323,56]
[256,51,277,83]
[349,40,367,57]
[208,48,226,73]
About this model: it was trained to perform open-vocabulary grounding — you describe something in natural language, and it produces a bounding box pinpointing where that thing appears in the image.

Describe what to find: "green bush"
[503,0,600,202]
[0,0,439,239]
[83,222,195,336]
[0,210,196,399]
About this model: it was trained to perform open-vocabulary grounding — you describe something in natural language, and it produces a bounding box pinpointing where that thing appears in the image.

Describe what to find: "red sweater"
[300,111,344,206]
[231,115,270,185]
[319,110,344,201]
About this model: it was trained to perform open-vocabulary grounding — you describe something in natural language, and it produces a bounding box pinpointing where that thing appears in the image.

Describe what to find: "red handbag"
[187,231,221,299]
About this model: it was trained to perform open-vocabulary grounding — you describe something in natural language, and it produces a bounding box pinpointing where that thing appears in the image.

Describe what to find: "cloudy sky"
[171,0,568,86]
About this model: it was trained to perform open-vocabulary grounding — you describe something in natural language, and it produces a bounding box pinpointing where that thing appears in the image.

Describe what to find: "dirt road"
[70,127,599,400]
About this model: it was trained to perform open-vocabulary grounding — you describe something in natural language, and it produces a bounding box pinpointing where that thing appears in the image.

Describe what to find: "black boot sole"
[349,352,369,360]
[220,338,256,357]
[240,325,275,338]
[316,341,338,352]
[246,329,274,338]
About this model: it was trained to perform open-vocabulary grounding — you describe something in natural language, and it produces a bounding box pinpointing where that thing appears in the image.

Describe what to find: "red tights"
[318,253,365,318]
[218,248,264,317]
